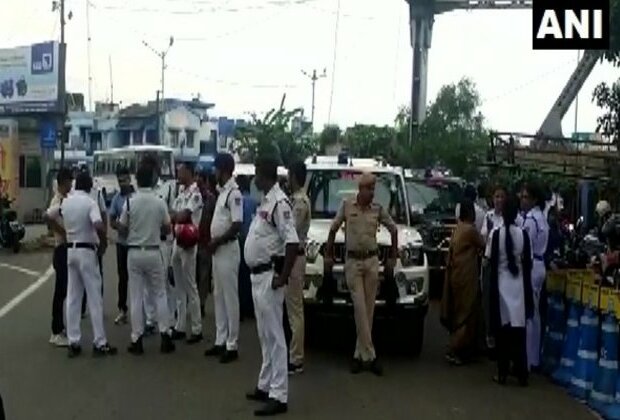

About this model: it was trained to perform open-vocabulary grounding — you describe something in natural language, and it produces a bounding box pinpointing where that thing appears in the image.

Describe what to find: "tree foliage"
[408,77,488,180]
[234,103,317,165]
[318,124,342,152]
[342,124,397,159]
[592,78,620,144]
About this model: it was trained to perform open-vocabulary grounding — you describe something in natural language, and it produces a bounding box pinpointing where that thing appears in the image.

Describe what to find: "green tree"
[234,99,317,164]
[342,124,397,160]
[592,78,620,144]
[318,124,342,153]
[408,77,488,180]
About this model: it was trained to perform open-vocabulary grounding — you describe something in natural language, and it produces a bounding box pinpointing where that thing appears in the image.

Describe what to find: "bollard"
[542,293,566,375]
[552,301,583,386]
[569,305,601,400]
[589,313,619,415]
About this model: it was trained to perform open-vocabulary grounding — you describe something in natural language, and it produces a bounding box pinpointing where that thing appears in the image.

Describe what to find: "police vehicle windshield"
[307,169,408,225]
[406,179,463,215]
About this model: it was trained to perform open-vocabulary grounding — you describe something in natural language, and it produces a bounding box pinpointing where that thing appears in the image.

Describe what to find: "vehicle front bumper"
[303,255,429,310]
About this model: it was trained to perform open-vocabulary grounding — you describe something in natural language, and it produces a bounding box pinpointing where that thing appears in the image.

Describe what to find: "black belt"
[347,249,378,260]
[127,245,160,251]
[68,242,97,250]
[250,262,273,275]
[534,255,545,261]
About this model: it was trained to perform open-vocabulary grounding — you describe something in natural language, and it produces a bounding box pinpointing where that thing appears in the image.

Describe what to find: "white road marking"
[0,262,42,277]
[0,265,54,320]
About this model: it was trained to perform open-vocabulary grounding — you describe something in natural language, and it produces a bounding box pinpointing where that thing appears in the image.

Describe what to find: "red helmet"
[175,223,199,249]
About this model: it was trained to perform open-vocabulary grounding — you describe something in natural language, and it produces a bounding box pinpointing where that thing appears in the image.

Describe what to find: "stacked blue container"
[569,305,601,400]
[542,293,566,375]
[589,312,619,415]
[552,302,583,386]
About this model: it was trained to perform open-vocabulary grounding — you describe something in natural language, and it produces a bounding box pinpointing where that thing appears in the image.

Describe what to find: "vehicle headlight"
[399,244,424,267]
[305,239,321,263]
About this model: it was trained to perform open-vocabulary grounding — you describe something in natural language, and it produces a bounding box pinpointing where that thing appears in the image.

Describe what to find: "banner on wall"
[0,41,62,114]
[0,119,19,202]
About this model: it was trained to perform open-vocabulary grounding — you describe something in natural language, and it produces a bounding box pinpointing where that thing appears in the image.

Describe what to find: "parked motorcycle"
[0,195,25,253]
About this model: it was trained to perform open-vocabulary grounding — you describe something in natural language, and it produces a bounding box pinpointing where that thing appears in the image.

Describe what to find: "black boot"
[128,337,144,355]
[160,333,176,354]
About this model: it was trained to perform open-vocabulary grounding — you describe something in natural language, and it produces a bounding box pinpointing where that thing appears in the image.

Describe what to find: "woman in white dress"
[485,197,534,386]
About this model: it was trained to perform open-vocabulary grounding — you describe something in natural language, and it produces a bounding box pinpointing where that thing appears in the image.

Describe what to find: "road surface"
[0,246,596,420]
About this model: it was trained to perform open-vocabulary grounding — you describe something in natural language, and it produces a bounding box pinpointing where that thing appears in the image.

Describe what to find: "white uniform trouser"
[172,242,202,335]
[213,240,240,350]
[252,270,288,404]
[526,259,546,368]
[143,285,156,327]
[161,240,177,327]
[66,248,107,347]
[128,248,171,342]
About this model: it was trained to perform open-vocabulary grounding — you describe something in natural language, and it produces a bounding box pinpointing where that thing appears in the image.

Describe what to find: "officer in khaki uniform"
[326,172,398,376]
[285,160,310,374]
[119,165,176,355]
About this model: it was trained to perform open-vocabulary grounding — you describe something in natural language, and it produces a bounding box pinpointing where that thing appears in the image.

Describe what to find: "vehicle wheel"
[404,310,425,358]
[12,242,20,253]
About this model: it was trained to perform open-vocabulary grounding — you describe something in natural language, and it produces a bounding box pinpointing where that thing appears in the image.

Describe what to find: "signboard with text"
[0,42,62,114]
[0,119,19,202]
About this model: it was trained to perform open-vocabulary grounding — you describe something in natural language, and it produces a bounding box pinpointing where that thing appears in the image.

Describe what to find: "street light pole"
[142,36,174,145]
[302,68,326,128]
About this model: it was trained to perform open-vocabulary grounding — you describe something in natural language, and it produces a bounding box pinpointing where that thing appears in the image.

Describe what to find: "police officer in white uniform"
[119,165,176,355]
[204,153,243,363]
[141,154,177,332]
[170,163,204,343]
[244,156,299,417]
[47,171,117,358]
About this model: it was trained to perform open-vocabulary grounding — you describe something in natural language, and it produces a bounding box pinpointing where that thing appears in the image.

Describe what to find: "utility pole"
[142,37,174,145]
[52,0,71,167]
[86,0,92,112]
[301,68,326,128]
[574,49,581,136]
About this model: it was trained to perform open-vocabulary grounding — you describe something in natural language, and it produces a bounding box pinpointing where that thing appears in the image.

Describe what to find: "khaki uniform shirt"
[332,198,396,252]
[292,190,310,248]
[48,192,66,246]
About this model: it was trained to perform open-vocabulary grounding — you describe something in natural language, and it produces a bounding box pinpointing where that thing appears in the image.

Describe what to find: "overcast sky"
[2,0,618,136]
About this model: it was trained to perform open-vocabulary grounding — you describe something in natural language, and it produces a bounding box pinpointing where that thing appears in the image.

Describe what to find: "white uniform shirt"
[244,184,299,268]
[47,190,102,244]
[71,179,107,215]
[484,225,529,327]
[481,210,524,242]
[210,178,243,239]
[173,182,203,227]
[120,188,171,247]
[155,180,176,242]
[522,207,549,261]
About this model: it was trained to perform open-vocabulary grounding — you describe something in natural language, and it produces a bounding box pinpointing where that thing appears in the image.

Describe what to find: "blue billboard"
[0,41,62,115]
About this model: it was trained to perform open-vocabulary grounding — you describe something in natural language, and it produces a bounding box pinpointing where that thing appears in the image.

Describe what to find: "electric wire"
[327,0,341,124]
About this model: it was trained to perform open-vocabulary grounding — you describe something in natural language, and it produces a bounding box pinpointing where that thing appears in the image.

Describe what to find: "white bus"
[93,145,176,205]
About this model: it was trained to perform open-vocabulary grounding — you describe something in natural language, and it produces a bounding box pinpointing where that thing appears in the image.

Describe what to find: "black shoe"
[160,333,176,354]
[350,358,363,374]
[493,375,507,385]
[93,343,118,357]
[254,398,288,416]
[171,329,187,341]
[246,388,269,402]
[68,344,82,358]
[220,349,239,364]
[204,344,225,357]
[187,333,203,345]
[128,337,144,355]
[368,359,383,376]
[144,324,157,337]
[288,363,304,375]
